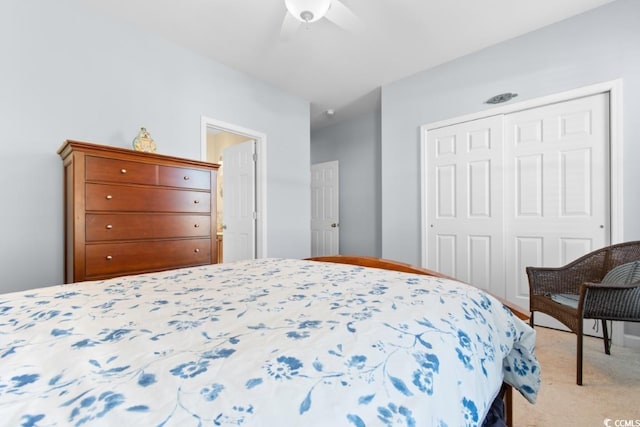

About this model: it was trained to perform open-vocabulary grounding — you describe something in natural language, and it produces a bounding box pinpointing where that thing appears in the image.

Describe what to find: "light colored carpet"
[513,327,640,426]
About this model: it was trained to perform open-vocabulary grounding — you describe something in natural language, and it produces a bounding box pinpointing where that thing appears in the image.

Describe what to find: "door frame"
[201,116,267,259]
[421,79,623,264]
[420,79,626,344]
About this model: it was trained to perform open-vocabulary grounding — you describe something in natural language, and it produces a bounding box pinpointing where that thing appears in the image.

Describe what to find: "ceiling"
[82,0,615,130]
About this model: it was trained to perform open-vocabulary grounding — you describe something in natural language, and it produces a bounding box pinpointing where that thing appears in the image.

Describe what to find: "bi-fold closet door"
[425,93,610,321]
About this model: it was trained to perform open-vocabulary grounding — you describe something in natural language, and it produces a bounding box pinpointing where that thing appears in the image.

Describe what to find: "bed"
[0,257,539,426]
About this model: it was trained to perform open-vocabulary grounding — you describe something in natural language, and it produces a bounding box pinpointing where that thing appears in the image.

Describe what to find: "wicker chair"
[526,241,640,385]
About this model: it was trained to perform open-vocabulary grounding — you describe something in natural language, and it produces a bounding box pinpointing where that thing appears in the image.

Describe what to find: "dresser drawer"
[159,165,211,190]
[86,183,211,213]
[86,156,157,185]
[85,239,211,277]
[86,213,211,241]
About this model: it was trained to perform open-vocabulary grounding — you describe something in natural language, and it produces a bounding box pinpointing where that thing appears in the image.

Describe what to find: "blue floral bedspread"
[0,258,540,426]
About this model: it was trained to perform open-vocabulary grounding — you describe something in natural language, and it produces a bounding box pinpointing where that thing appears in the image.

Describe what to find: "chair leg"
[529,311,534,328]
[602,320,611,355]
[577,329,583,386]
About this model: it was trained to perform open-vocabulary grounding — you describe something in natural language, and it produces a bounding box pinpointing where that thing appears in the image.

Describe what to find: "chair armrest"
[526,266,591,296]
[527,249,608,296]
[579,282,640,320]
[582,281,640,290]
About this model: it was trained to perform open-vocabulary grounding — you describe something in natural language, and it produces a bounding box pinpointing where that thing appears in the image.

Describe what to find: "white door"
[504,93,610,325]
[424,93,610,310]
[311,161,339,256]
[222,140,256,262]
[425,116,505,296]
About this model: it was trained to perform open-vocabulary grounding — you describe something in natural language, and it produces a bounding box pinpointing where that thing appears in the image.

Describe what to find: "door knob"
[331,223,339,228]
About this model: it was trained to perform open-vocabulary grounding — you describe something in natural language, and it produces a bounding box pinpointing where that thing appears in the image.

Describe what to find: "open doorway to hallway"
[200,117,267,262]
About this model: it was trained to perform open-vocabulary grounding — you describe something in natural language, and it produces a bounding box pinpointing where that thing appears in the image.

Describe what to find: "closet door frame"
[420,79,624,342]
[421,79,623,263]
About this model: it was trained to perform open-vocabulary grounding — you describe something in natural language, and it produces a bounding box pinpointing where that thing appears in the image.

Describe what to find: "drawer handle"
[183,176,190,181]
[105,224,113,230]
[120,169,127,174]
[106,195,113,200]
[105,255,113,261]
[193,199,200,204]
[194,248,200,253]
[194,224,200,228]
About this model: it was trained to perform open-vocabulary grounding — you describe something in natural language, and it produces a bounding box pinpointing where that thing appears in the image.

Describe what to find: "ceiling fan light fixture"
[285,0,332,23]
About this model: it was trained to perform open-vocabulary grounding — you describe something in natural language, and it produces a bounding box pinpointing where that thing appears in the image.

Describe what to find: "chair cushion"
[550,293,579,309]
[602,261,640,284]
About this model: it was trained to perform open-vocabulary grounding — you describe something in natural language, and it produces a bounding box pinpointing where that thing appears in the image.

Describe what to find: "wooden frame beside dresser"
[58,140,219,283]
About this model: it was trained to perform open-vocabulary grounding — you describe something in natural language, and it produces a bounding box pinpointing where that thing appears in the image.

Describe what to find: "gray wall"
[380,0,640,266]
[311,110,381,257]
[0,0,310,293]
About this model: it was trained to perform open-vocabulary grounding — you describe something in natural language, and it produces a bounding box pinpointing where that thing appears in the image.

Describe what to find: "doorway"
[311,160,340,256]
[200,116,267,261]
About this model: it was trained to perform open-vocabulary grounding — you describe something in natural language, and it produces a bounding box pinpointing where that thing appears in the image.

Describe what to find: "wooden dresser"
[58,140,218,283]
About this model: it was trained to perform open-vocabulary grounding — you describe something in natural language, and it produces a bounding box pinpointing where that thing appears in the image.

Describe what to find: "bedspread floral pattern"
[0,259,540,426]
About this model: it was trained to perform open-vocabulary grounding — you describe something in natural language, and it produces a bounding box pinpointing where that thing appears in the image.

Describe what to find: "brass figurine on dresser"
[58,140,219,283]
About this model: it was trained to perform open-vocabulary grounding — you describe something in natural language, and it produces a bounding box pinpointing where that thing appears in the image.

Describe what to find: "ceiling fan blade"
[280,11,301,40]
[325,0,364,33]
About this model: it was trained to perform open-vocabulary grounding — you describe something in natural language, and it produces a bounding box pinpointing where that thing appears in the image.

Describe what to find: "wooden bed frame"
[307,255,531,427]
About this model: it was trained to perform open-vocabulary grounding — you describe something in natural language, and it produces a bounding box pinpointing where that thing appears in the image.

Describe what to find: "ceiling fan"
[281,0,363,39]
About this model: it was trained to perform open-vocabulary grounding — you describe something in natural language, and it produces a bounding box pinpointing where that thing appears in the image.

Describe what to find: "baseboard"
[623,332,640,349]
